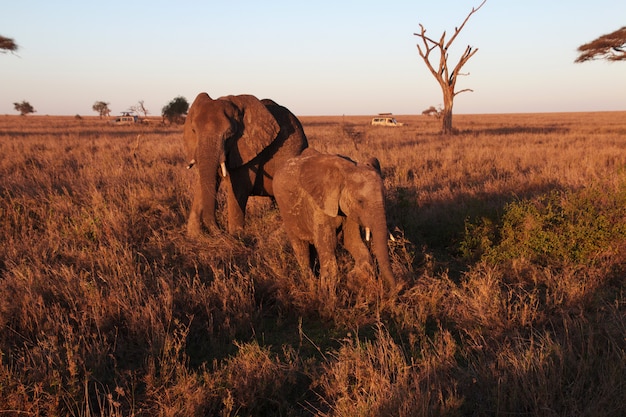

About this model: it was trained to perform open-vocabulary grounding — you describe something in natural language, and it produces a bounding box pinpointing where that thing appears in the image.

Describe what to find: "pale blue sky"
[2,1,625,116]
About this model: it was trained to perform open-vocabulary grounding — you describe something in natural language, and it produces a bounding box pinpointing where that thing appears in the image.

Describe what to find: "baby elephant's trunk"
[368,217,396,292]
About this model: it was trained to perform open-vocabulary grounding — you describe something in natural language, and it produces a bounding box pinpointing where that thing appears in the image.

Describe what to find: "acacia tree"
[13,100,35,116]
[92,101,111,118]
[575,26,626,63]
[161,96,189,124]
[414,1,486,134]
[130,100,149,118]
[0,35,18,53]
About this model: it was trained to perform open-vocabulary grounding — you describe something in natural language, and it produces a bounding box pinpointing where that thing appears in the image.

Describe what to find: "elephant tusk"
[365,227,371,242]
[220,162,228,177]
[389,233,396,242]
[186,159,196,169]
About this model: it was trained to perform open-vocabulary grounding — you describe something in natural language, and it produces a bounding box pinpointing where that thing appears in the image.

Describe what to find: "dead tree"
[414,1,486,134]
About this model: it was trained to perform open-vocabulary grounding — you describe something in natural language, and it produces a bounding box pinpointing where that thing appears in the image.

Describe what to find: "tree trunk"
[441,107,453,135]
[441,86,454,135]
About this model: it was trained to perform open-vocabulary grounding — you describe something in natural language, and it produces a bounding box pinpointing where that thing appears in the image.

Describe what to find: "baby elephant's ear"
[299,157,342,217]
[363,157,382,175]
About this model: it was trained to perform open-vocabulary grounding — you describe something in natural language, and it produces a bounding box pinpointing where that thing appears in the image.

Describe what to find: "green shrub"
[462,181,626,268]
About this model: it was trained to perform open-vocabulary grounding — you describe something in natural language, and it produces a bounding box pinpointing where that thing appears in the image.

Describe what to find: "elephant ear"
[299,153,344,217]
[223,95,280,167]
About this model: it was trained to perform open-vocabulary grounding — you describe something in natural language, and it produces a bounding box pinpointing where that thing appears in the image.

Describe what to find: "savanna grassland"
[0,112,625,416]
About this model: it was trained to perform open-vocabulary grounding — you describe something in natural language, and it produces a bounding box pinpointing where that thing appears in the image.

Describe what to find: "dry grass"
[1,112,625,416]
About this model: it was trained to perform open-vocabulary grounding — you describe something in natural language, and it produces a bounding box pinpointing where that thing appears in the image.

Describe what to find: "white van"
[111,116,136,125]
[371,117,403,127]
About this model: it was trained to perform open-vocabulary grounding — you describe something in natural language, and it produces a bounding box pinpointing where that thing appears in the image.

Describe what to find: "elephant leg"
[343,218,374,277]
[187,183,202,236]
[224,173,251,235]
[289,237,312,276]
[226,188,245,235]
[313,221,339,281]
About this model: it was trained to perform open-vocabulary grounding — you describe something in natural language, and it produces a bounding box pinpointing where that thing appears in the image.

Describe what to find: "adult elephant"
[273,148,396,291]
[183,93,308,236]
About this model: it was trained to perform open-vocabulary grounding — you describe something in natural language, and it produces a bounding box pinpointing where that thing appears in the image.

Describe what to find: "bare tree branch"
[444,0,486,50]
[455,88,474,97]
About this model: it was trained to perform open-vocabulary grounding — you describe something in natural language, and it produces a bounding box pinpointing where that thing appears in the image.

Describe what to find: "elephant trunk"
[367,208,396,292]
[372,228,395,291]
[196,146,224,233]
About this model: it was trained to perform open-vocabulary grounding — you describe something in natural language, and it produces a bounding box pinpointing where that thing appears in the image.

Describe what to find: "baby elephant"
[273,148,395,291]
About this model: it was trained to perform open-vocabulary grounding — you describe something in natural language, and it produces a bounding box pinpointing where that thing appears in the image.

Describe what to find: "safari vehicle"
[110,112,138,125]
[371,117,403,127]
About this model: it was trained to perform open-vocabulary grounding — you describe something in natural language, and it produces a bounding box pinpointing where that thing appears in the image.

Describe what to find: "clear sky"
[2,1,625,116]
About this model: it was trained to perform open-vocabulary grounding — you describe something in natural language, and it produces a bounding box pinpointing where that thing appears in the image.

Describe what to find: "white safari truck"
[110,112,139,125]
[371,116,403,127]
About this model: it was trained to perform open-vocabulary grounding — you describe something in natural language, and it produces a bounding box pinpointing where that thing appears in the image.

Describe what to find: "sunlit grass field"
[1,112,625,416]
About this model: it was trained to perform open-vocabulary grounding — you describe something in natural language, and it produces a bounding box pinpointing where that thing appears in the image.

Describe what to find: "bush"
[462,181,626,269]
[162,96,189,124]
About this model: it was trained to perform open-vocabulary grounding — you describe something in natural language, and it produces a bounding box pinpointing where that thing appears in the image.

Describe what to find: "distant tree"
[414,1,486,134]
[422,105,442,118]
[130,100,149,118]
[92,101,111,118]
[13,100,35,116]
[0,35,18,53]
[162,96,189,124]
[575,27,626,63]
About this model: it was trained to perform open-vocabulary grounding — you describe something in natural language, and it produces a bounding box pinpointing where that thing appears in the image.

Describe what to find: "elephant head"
[183,93,306,236]
[276,149,395,290]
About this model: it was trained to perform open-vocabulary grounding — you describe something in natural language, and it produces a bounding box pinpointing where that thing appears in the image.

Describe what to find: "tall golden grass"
[0,112,625,416]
